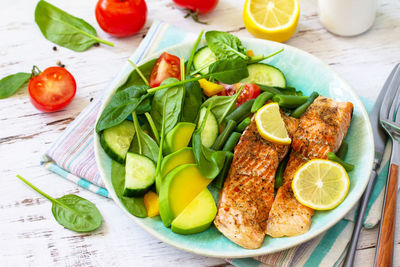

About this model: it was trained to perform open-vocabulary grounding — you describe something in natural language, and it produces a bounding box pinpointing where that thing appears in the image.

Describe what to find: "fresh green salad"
[96,30,351,235]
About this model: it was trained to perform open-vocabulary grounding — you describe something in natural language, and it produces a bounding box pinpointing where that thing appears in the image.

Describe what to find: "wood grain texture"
[375,164,398,267]
[0,0,399,266]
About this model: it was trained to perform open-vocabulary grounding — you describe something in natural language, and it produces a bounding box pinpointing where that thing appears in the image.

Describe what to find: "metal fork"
[374,70,400,267]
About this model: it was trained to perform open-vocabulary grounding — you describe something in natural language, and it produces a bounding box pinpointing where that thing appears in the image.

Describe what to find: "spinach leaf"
[186,30,204,75]
[16,175,102,232]
[35,0,113,52]
[205,31,248,60]
[150,78,185,134]
[96,85,149,132]
[208,58,249,84]
[181,77,203,123]
[200,87,242,124]
[131,112,159,162]
[192,127,226,179]
[0,72,30,99]
[111,162,147,218]
[118,59,157,91]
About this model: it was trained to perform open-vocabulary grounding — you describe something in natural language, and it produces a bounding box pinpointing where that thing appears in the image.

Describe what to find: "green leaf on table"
[111,161,147,218]
[35,0,113,52]
[208,58,249,84]
[181,77,203,123]
[96,85,149,132]
[0,72,30,99]
[150,78,185,134]
[16,175,102,232]
[205,31,248,60]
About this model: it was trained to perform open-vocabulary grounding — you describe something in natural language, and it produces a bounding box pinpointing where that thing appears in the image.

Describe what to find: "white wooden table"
[1,0,399,266]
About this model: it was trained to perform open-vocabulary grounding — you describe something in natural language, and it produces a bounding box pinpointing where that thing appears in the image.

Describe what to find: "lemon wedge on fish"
[292,159,350,210]
[255,102,291,144]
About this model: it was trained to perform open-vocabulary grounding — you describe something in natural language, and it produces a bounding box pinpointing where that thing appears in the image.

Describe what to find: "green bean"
[327,152,354,171]
[213,152,234,190]
[236,117,251,132]
[222,132,242,152]
[257,84,302,96]
[290,92,319,118]
[251,92,274,112]
[336,141,349,160]
[212,120,237,150]
[272,94,309,108]
[275,155,289,189]
[225,99,255,124]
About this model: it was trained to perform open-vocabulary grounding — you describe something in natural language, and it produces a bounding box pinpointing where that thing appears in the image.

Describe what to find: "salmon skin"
[214,113,298,249]
[266,96,353,238]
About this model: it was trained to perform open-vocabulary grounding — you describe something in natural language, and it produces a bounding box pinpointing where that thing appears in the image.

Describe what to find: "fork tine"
[380,64,400,121]
[388,79,400,121]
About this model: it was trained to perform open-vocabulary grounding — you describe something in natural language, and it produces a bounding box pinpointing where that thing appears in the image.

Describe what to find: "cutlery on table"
[343,64,400,267]
[374,64,400,267]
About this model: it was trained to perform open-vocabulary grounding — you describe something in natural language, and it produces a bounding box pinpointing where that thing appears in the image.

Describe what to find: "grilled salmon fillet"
[266,96,353,238]
[214,113,298,249]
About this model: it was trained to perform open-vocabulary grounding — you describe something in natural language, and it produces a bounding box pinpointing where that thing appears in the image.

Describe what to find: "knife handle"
[374,163,398,267]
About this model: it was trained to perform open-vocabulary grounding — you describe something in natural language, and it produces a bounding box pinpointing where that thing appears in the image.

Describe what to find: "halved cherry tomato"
[172,0,218,14]
[95,0,147,37]
[218,83,260,107]
[29,66,76,112]
[149,52,181,88]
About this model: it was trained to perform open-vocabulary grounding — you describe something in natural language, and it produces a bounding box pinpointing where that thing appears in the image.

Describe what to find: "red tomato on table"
[29,67,76,112]
[149,52,182,88]
[218,83,260,107]
[172,0,218,14]
[95,0,147,37]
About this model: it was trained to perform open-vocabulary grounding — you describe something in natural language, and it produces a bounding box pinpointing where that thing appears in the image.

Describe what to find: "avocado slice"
[164,122,196,154]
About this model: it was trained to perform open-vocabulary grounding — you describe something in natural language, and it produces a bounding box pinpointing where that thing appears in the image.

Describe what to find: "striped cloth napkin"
[41,21,392,266]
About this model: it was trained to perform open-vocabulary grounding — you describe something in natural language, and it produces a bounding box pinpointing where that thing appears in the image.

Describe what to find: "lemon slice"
[255,103,291,144]
[292,159,350,210]
[243,0,300,42]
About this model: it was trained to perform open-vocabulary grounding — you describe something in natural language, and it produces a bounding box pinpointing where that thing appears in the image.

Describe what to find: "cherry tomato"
[172,0,218,14]
[149,52,181,88]
[95,0,147,37]
[218,83,260,107]
[29,67,76,112]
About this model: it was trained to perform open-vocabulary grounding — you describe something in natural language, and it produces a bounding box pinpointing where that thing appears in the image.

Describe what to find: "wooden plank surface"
[0,0,399,266]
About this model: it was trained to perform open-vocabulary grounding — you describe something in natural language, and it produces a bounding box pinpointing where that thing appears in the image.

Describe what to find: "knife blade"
[343,64,399,267]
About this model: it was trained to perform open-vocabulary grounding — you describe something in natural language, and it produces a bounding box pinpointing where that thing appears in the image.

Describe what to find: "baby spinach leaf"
[96,85,149,132]
[201,87,242,124]
[131,112,159,162]
[0,72,30,99]
[181,77,203,123]
[16,175,102,232]
[205,31,248,60]
[35,0,113,52]
[150,78,185,134]
[208,58,249,84]
[118,59,157,91]
[111,161,147,218]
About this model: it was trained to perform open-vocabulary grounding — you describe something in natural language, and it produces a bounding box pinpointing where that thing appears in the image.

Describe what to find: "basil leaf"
[208,58,249,84]
[131,112,159,162]
[181,77,203,123]
[192,129,226,179]
[118,59,157,91]
[150,78,185,134]
[96,85,149,132]
[16,175,102,232]
[52,194,102,232]
[0,72,30,99]
[201,89,242,124]
[111,162,147,218]
[35,0,113,52]
[205,31,248,60]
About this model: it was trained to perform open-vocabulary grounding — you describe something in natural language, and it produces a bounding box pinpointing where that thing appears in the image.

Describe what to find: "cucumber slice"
[193,46,218,75]
[123,153,156,197]
[240,63,286,87]
[100,120,135,164]
[197,107,219,148]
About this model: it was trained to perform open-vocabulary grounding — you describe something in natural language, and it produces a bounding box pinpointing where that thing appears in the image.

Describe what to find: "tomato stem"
[31,65,42,78]
[184,9,208,25]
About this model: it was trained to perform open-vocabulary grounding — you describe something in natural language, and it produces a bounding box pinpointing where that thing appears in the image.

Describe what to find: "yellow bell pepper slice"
[198,79,225,97]
[144,191,160,217]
